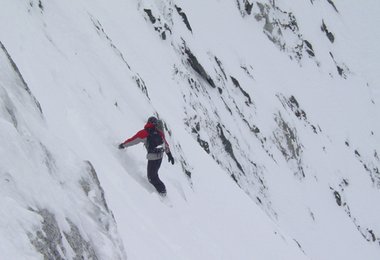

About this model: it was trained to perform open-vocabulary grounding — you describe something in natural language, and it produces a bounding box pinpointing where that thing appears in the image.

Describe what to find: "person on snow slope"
[118,116,174,196]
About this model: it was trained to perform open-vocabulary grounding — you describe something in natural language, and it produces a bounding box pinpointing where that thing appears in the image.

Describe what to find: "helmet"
[147,116,158,125]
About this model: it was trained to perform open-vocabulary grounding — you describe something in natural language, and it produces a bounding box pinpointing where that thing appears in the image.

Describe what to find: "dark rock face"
[133,74,150,100]
[0,41,43,115]
[28,209,100,260]
[327,0,339,13]
[64,219,99,260]
[191,122,210,154]
[144,9,156,24]
[28,209,68,260]
[304,40,315,57]
[236,0,254,16]
[321,20,335,43]
[333,190,342,206]
[81,161,110,213]
[26,161,126,260]
[230,76,253,106]
[277,94,321,134]
[217,123,245,174]
[183,43,216,88]
[143,9,172,40]
[252,2,305,61]
[137,0,380,253]
[273,112,305,179]
[330,181,380,246]
[236,1,323,64]
[175,5,192,33]
[329,52,350,78]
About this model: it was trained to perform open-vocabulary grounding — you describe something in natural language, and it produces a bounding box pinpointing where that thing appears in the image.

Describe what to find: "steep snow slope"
[0,41,126,259]
[0,1,305,259]
[0,0,379,259]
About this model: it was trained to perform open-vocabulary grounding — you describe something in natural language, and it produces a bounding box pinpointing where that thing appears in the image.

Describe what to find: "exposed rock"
[333,190,342,206]
[63,219,99,260]
[143,9,172,40]
[144,9,156,24]
[217,123,245,174]
[329,52,350,78]
[331,183,380,246]
[304,40,315,57]
[230,76,253,106]
[28,209,68,260]
[252,2,306,62]
[0,41,43,115]
[273,112,305,178]
[28,208,102,260]
[133,74,150,100]
[175,5,192,32]
[38,0,43,11]
[183,43,216,88]
[81,161,110,213]
[236,0,254,16]
[277,94,320,134]
[321,20,335,43]
[327,0,339,13]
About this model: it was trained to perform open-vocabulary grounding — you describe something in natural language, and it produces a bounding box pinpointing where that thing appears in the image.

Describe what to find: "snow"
[0,0,380,259]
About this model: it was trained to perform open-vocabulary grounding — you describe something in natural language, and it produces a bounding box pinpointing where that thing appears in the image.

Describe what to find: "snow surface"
[0,0,379,259]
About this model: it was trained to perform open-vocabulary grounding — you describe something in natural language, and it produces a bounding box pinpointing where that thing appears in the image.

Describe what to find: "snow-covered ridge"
[0,0,379,259]
[0,40,126,259]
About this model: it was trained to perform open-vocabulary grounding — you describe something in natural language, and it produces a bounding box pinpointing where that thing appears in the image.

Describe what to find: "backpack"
[156,119,164,132]
[147,126,164,153]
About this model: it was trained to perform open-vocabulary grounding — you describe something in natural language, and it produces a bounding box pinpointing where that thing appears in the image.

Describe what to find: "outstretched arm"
[119,129,148,149]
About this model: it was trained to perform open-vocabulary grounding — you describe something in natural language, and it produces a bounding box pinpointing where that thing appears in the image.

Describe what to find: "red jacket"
[122,122,170,160]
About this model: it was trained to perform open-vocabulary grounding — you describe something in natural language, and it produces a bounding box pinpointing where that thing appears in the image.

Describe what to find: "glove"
[167,152,174,165]
[118,143,125,149]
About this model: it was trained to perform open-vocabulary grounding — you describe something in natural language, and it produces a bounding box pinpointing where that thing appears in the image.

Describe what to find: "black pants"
[147,158,166,194]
